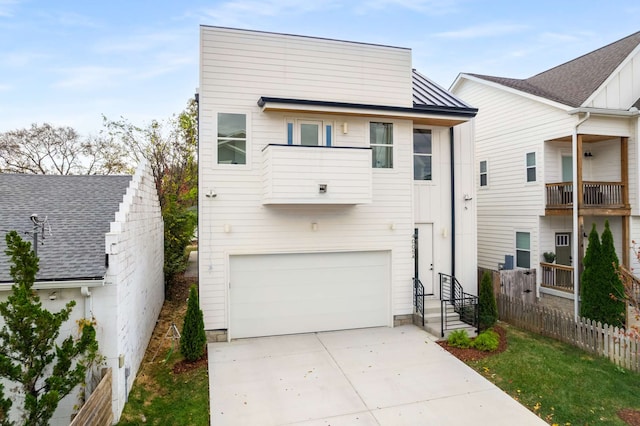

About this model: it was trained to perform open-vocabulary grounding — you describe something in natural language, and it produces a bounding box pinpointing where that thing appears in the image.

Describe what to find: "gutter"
[450,127,456,278]
[0,278,106,292]
[568,107,639,117]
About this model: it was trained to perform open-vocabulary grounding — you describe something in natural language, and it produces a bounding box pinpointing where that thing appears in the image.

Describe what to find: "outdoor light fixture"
[584,151,593,158]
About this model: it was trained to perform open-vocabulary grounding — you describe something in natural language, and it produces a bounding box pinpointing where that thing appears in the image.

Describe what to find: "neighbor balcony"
[545,181,630,216]
[540,262,574,293]
[262,144,372,205]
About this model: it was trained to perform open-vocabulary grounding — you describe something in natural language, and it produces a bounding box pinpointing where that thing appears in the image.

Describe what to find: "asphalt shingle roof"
[0,174,132,283]
[469,31,640,107]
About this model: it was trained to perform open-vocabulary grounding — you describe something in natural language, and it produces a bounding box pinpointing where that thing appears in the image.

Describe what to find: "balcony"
[545,181,629,215]
[540,262,574,293]
[262,144,372,205]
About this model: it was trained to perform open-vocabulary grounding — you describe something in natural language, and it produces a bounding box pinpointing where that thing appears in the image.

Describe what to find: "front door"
[415,224,434,295]
[555,233,572,286]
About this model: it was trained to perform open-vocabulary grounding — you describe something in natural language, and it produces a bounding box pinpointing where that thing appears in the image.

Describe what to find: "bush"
[447,329,472,348]
[180,285,206,362]
[479,271,498,330]
[472,329,499,352]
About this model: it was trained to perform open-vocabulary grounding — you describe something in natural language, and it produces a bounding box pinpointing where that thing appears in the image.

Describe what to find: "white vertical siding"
[587,48,640,109]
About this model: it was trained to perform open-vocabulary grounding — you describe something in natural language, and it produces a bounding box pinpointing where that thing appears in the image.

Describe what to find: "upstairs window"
[526,152,536,182]
[479,160,488,187]
[286,119,333,146]
[218,113,246,165]
[413,129,432,180]
[370,122,393,168]
[516,231,531,268]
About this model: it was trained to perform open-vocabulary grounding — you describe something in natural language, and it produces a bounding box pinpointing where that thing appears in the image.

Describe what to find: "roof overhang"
[258,97,477,126]
[0,278,105,292]
[568,107,640,118]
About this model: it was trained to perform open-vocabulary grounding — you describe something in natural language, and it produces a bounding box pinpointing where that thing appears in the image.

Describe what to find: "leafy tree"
[478,270,498,330]
[103,99,198,288]
[599,220,625,326]
[581,224,601,320]
[0,231,99,426]
[0,123,128,175]
[180,285,206,362]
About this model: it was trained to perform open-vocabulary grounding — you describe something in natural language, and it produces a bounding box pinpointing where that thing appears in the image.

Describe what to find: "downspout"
[450,127,456,278]
[572,112,590,320]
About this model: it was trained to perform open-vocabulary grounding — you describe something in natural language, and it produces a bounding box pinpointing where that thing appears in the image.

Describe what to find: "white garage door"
[229,251,390,339]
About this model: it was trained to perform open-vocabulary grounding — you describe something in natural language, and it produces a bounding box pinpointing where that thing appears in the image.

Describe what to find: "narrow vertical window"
[526,152,536,182]
[287,122,293,145]
[413,129,432,180]
[325,124,332,147]
[217,113,246,165]
[479,160,488,187]
[516,232,531,268]
[370,122,393,168]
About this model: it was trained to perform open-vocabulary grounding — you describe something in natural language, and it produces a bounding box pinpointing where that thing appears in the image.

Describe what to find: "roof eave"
[0,278,106,292]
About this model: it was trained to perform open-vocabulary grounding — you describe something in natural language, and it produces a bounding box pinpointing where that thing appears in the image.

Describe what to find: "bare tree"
[0,123,129,175]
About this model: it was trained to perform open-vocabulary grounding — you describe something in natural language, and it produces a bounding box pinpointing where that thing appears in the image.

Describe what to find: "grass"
[117,274,210,426]
[468,323,640,425]
[117,355,209,426]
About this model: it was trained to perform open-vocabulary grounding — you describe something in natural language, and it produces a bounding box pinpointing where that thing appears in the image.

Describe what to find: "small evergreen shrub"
[471,329,499,352]
[180,285,207,362]
[479,271,498,330]
[447,329,472,348]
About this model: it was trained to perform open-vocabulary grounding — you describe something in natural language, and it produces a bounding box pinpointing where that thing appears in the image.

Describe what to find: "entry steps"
[419,298,477,340]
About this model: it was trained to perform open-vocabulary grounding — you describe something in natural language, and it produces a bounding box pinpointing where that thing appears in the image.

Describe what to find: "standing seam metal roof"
[0,174,132,283]
[413,69,474,109]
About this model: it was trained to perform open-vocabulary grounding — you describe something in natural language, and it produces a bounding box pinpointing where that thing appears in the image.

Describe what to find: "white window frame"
[526,152,536,183]
[413,128,433,182]
[479,160,488,188]
[515,231,531,269]
[215,111,251,168]
[370,121,394,169]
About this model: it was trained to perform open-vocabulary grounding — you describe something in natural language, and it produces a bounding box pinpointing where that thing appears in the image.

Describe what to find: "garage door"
[229,251,390,339]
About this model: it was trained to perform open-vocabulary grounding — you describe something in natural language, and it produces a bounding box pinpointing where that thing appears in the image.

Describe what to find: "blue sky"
[1,0,639,135]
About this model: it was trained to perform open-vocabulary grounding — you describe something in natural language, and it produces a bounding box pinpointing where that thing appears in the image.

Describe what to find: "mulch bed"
[436,325,508,362]
[173,348,208,374]
[619,409,640,426]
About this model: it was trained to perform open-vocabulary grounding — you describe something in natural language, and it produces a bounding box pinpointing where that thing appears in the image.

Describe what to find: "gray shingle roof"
[469,31,640,107]
[0,175,132,283]
[413,69,473,109]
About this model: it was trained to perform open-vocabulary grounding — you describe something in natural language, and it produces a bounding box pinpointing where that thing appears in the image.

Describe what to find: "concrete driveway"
[208,325,546,425]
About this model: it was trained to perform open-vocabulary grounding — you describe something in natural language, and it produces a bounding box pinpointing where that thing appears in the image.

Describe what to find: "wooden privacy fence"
[70,368,113,426]
[498,294,640,373]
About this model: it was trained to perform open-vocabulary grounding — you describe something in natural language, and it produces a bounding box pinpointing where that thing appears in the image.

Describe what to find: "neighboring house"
[451,31,640,318]
[0,161,164,425]
[198,26,478,341]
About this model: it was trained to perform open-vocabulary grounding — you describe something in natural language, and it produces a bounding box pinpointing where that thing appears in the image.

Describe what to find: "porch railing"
[439,273,478,337]
[413,277,424,327]
[545,181,625,209]
[619,266,640,305]
[540,262,574,293]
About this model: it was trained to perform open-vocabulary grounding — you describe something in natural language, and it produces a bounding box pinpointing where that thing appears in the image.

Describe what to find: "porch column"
[621,136,630,267]
[572,133,584,319]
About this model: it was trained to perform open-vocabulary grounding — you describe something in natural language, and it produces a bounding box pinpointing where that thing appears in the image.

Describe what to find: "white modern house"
[0,161,164,425]
[451,31,640,318]
[198,26,479,341]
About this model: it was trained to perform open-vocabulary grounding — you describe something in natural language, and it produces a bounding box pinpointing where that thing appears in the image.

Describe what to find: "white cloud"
[0,83,11,91]
[0,0,20,17]
[199,0,340,26]
[95,29,190,54]
[435,23,529,39]
[354,0,461,14]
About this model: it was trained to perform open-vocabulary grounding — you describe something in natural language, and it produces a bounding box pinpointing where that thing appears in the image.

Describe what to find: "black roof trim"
[258,97,478,118]
[263,144,372,152]
[0,276,105,284]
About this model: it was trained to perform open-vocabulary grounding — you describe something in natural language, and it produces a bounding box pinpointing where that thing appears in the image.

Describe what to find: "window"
[516,232,531,268]
[370,122,393,168]
[286,119,333,146]
[526,152,536,182]
[217,113,246,165]
[413,129,432,180]
[479,160,488,187]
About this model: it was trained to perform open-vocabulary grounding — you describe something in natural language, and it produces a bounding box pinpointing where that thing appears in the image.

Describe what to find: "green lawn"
[117,353,209,426]
[469,323,640,425]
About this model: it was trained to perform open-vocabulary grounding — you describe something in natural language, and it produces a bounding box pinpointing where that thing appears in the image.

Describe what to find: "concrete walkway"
[184,250,198,278]
[208,325,546,425]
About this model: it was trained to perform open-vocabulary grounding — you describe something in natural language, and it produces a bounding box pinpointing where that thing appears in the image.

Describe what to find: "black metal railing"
[440,273,479,337]
[414,277,425,326]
